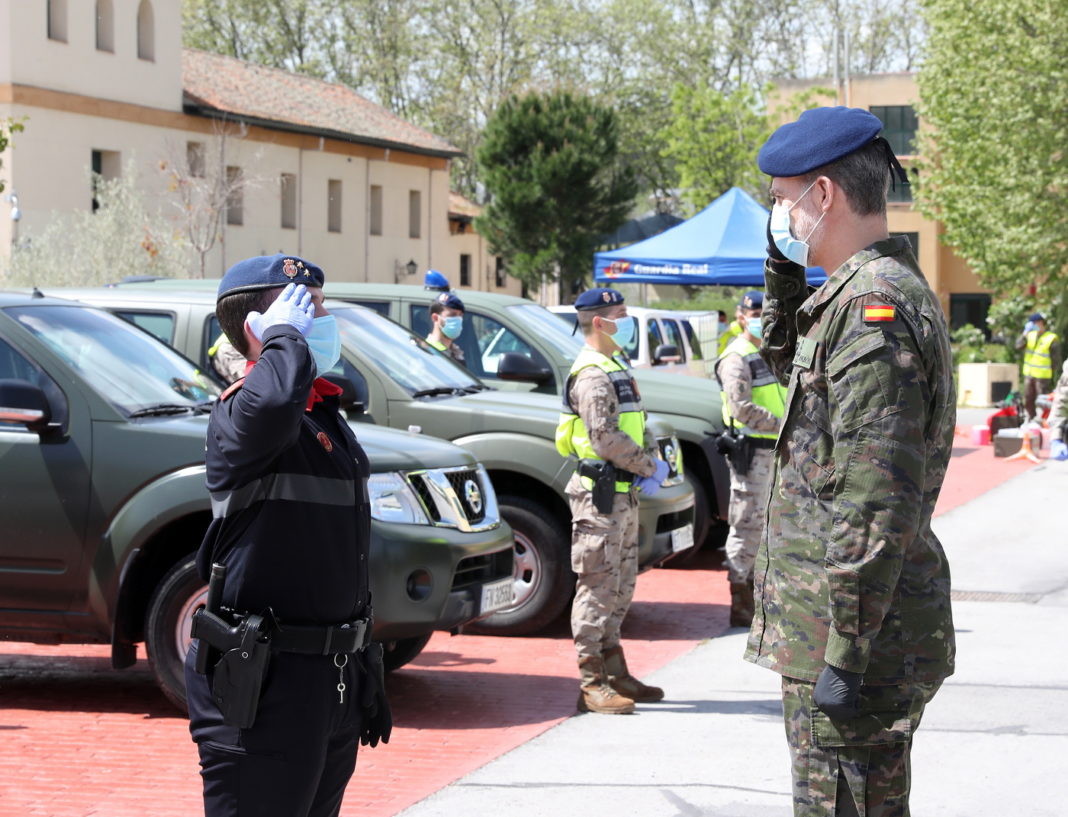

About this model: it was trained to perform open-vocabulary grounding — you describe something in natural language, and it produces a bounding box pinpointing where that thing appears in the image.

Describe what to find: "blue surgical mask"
[747,317,763,340]
[718,321,729,335]
[442,315,463,339]
[306,315,341,376]
[606,315,636,349]
[769,179,825,267]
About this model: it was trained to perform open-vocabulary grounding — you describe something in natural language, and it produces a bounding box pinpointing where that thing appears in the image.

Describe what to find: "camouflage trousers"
[781,676,942,817]
[724,447,774,584]
[568,488,639,660]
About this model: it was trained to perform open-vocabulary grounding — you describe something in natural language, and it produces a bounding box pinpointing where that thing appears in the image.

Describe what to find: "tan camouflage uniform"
[715,351,780,584]
[749,236,956,816]
[566,365,658,660]
[211,336,248,384]
[1049,359,1068,442]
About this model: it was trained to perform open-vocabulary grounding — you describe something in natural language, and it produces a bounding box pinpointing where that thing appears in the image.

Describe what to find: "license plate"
[671,523,695,553]
[479,577,514,615]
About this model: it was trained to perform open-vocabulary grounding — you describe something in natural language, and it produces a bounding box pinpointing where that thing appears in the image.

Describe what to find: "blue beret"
[435,291,464,310]
[217,253,324,300]
[740,290,764,310]
[424,269,450,291]
[758,107,883,177]
[574,288,625,311]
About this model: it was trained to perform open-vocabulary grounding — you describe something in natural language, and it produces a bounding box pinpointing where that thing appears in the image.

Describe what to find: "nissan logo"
[463,479,483,515]
[663,443,675,470]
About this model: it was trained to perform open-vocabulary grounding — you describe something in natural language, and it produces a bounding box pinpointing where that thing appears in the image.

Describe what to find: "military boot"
[729,580,755,627]
[577,655,635,714]
[603,645,664,703]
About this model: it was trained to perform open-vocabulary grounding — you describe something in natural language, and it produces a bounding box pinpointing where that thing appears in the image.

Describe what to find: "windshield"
[507,303,584,360]
[7,304,219,414]
[330,305,484,394]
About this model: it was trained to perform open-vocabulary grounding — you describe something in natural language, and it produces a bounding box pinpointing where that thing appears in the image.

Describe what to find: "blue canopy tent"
[593,187,827,287]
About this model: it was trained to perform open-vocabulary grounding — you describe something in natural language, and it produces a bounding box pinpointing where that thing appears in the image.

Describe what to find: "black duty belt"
[222,611,373,655]
[747,437,777,450]
[577,459,638,484]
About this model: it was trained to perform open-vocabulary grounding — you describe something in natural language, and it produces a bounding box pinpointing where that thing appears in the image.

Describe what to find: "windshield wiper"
[411,386,464,398]
[129,403,197,418]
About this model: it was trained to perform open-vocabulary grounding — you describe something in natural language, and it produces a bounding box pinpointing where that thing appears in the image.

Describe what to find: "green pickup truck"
[309,284,730,550]
[0,291,514,708]
[54,285,696,637]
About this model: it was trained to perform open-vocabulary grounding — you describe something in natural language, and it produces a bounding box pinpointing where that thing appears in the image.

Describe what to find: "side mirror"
[0,379,53,433]
[652,344,680,365]
[320,373,364,414]
[497,352,553,385]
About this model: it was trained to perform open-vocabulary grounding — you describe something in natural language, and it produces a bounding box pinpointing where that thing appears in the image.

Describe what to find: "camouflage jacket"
[744,236,956,685]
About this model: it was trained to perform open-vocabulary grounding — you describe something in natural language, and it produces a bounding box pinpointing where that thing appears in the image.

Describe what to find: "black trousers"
[186,642,363,817]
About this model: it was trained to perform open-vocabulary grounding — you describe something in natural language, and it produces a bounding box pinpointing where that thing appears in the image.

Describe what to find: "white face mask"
[769,179,826,267]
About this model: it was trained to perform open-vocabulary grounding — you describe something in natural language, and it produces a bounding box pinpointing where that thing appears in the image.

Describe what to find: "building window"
[90,149,121,212]
[137,0,155,62]
[186,142,206,178]
[226,166,243,226]
[494,257,505,288]
[328,180,342,233]
[280,173,297,229]
[408,190,421,238]
[460,254,471,287]
[950,294,992,338]
[870,105,918,156]
[369,185,383,236]
[95,0,114,52]
[47,0,68,42]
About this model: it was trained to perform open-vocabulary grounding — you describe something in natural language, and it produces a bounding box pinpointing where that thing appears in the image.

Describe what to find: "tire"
[465,495,572,636]
[145,555,207,712]
[381,633,433,672]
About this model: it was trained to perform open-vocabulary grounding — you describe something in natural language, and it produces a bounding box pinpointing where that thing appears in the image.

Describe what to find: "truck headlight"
[367,472,430,524]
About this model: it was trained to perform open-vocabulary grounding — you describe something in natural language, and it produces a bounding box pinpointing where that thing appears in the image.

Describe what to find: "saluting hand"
[246,283,316,340]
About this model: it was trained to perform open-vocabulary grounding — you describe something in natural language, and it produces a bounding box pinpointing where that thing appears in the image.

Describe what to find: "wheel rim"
[500,528,543,613]
[174,585,209,663]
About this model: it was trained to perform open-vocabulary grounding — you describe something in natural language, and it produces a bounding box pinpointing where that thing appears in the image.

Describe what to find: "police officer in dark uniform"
[185,254,390,817]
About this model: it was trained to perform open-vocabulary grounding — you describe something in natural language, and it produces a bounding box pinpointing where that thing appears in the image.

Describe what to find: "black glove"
[813,664,863,720]
[357,642,393,747]
[765,213,805,273]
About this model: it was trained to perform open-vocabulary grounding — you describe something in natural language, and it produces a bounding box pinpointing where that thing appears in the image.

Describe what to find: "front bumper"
[636,479,696,570]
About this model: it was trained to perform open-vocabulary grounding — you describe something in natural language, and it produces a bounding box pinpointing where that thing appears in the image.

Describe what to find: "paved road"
[397,451,1068,817]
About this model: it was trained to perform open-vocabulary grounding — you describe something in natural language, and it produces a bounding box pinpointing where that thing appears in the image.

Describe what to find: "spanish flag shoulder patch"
[863,304,896,322]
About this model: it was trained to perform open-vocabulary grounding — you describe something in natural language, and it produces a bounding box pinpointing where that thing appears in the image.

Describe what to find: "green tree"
[0,117,25,195]
[915,0,1068,299]
[475,91,636,296]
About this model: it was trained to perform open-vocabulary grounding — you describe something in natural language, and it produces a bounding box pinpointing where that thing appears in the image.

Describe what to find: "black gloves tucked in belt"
[813,664,863,720]
[357,642,393,747]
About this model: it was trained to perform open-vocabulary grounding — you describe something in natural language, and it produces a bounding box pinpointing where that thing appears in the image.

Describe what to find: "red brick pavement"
[0,437,1028,817]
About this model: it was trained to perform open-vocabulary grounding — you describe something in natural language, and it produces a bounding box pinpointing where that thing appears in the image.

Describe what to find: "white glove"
[246,283,315,340]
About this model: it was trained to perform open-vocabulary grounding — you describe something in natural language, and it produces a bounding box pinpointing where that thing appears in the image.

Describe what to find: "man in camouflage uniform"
[1048,360,1068,460]
[426,291,467,366]
[746,107,956,817]
[556,287,670,714]
[714,290,786,627]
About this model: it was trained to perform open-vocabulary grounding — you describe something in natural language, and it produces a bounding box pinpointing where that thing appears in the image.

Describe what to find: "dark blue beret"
[217,253,324,300]
[758,107,884,177]
[740,290,764,310]
[435,291,465,310]
[574,288,625,311]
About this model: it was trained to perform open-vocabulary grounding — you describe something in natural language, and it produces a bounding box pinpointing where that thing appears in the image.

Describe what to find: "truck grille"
[451,549,514,590]
[405,464,500,532]
[446,468,485,524]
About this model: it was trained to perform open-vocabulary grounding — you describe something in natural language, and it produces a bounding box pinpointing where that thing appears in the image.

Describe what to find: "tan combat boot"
[577,655,635,714]
[603,645,664,703]
[729,579,755,627]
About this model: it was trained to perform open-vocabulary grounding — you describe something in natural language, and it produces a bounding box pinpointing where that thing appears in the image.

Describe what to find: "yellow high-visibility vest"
[716,336,786,439]
[1023,330,1058,380]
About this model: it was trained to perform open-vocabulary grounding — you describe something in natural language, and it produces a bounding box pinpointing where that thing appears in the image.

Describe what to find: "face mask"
[747,317,763,340]
[718,321,729,335]
[441,315,464,339]
[306,315,341,376]
[604,315,636,349]
[769,179,826,267]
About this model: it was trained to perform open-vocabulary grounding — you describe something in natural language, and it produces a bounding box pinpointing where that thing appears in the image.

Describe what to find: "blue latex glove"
[634,475,660,496]
[814,664,863,720]
[246,283,315,340]
[1052,439,1068,461]
[652,459,670,484]
[1024,321,1035,334]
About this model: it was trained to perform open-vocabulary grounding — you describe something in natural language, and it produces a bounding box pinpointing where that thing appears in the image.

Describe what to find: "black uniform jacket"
[197,324,371,626]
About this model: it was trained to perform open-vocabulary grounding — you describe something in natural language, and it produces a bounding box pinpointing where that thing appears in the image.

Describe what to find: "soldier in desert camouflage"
[746,107,956,817]
[555,287,671,714]
[714,289,786,627]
